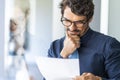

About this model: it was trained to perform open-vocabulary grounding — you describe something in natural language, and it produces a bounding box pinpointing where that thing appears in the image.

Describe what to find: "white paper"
[36,56,80,80]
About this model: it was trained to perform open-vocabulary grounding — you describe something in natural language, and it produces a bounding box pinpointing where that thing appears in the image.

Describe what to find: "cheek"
[78,27,85,32]
[78,27,87,35]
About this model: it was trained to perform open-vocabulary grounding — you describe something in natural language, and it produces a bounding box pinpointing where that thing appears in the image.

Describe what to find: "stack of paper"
[36,56,80,80]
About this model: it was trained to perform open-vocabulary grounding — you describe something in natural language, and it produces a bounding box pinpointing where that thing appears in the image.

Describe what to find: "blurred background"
[0,0,120,80]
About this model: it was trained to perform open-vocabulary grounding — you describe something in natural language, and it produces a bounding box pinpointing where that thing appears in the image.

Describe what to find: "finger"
[86,73,93,76]
[71,35,80,42]
[82,72,88,76]
[74,37,80,41]
[71,36,80,44]
[75,39,80,44]
[76,43,80,48]
[81,73,90,80]
[74,76,81,80]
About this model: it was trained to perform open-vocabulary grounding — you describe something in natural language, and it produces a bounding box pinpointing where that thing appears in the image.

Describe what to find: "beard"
[66,28,81,37]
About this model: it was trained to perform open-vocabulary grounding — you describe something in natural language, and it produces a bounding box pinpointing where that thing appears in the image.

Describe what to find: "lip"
[68,31,80,35]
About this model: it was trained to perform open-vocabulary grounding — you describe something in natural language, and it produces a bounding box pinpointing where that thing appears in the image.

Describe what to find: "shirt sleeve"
[103,38,120,80]
[47,42,56,57]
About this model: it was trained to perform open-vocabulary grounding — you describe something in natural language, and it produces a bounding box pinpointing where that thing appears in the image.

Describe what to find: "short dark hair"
[60,0,94,21]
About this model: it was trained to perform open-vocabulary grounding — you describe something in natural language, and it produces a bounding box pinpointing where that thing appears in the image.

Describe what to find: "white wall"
[28,0,52,56]
[100,0,109,35]
[52,0,64,41]
[0,0,5,78]
[90,0,101,32]
[108,0,120,41]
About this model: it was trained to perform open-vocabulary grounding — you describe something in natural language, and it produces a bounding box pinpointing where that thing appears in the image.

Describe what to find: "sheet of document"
[36,56,80,80]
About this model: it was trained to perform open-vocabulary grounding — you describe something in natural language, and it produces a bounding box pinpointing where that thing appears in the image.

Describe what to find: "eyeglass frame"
[61,17,87,27]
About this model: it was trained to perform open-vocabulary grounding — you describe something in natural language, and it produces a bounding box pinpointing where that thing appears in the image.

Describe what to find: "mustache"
[66,28,80,32]
[66,28,81,37]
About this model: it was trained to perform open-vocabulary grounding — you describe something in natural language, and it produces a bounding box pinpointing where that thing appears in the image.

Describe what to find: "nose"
[69,23,77,31]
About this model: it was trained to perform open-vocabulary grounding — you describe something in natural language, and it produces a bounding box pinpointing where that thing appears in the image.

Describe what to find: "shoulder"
[90,29,120,50]
[51,37,65,46]
[48,37,65,57]
[91,30,117,44]
[49,37,65,52]
[94,31,120,56]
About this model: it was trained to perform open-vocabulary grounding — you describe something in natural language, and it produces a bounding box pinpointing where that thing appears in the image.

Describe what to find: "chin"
[69,33,80,37]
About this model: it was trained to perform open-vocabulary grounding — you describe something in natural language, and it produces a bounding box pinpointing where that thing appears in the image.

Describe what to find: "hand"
[60,31,80,58]
[73,73,102,80]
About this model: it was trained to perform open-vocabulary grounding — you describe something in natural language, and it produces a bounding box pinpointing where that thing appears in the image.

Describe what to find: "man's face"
[62,6,90,37]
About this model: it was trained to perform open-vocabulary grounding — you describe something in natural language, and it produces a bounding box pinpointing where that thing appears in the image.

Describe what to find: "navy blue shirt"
[48,28,120,80]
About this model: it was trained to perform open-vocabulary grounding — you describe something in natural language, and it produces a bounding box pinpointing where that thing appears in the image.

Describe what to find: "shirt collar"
[80,28,93,45]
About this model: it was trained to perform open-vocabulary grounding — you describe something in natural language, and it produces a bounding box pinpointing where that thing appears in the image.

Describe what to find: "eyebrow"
[62,17,86,22]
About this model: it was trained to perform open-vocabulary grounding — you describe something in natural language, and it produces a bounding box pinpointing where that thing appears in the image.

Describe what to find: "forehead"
[63,6,86,21]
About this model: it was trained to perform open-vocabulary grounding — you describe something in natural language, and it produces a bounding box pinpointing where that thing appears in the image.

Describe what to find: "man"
[48,0,120,80]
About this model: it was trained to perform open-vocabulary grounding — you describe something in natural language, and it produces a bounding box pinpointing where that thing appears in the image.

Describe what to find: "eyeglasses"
[61,17,87,27]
